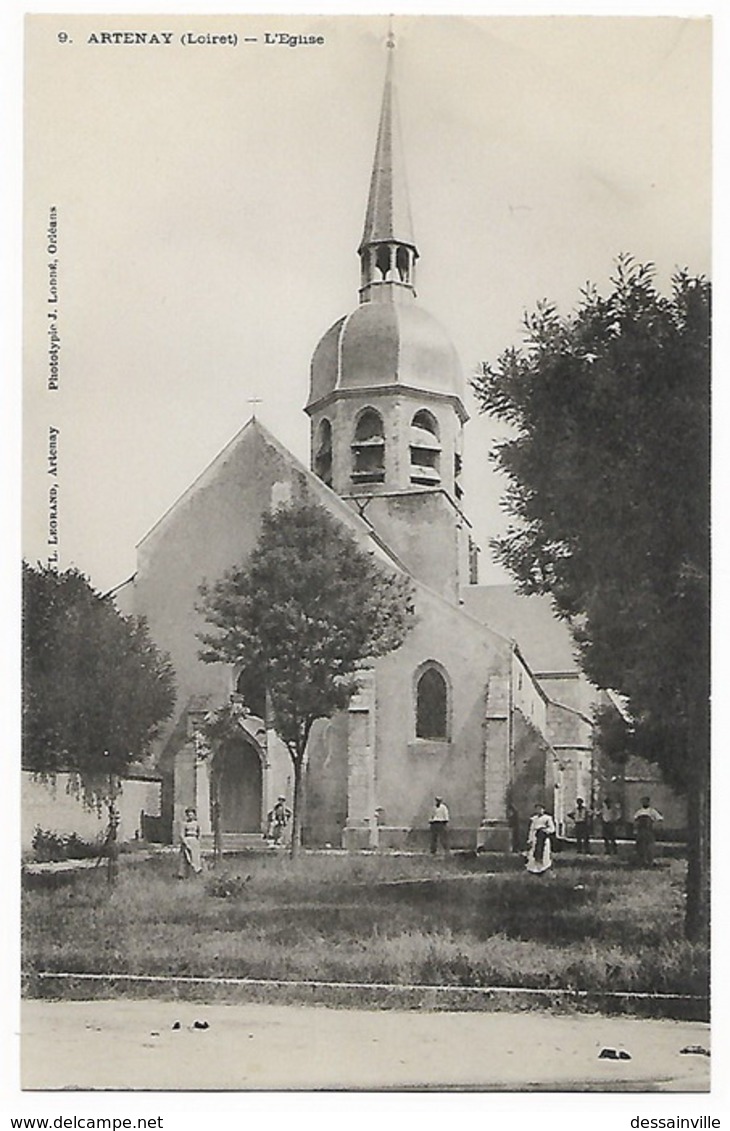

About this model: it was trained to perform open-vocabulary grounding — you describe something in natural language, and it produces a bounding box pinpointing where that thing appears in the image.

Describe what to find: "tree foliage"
[473,258,709,786]
[472,257,710,936]
[22,562,177,783]
[197,502,414,852]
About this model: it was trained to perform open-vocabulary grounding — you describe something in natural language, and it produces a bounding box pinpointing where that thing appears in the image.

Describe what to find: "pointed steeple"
[359,35,419,304]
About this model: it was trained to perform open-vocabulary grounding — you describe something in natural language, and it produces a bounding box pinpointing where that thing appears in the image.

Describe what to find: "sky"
[22,13,711,595]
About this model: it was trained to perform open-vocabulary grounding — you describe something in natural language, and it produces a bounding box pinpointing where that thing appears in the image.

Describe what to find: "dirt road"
[21,999,710,1091]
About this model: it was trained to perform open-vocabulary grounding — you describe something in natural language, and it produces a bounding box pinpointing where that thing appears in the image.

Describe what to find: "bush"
[205,872,251,899]
[32,827,100,863]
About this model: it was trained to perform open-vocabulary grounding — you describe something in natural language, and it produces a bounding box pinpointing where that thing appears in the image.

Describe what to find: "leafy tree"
[22,562,177,879]
[472,257,710,939]
[198,502,414,856]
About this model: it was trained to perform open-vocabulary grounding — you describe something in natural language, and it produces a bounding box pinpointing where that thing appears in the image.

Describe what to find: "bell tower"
[305,36,472,601]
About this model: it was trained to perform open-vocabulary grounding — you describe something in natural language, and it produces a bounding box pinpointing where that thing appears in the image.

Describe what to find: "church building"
[114,46,623,851]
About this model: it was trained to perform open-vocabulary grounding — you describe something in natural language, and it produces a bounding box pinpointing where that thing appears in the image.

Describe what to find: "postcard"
[20,11,713,1108]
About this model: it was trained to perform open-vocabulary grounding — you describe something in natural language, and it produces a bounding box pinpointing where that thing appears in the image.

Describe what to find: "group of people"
[523,794,663,875]
[176,795,293,878]
[567,796,622,855]
[178,790,664,876]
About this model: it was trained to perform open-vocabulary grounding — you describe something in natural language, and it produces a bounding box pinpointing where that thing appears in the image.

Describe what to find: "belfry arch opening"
[314,418,333,487]
[409,409,441,486]
[351,407,385,484]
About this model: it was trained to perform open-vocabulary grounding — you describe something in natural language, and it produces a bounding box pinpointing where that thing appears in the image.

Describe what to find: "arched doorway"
[219,731,263,833]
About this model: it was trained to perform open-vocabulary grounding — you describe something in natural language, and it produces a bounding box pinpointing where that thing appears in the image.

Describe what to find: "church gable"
[129,416,414,736]
[136,417,394,586]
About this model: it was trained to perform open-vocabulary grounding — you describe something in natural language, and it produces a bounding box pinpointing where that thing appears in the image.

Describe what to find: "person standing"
[600,796,621,856]
[525,803,556,874]
[568,797,591,853]
[633,797,663,866]
[270,795,291,844]
[429,796,450,855]
[178,806,203,878]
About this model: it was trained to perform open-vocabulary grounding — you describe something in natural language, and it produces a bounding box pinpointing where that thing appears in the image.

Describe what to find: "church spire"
[358,32,419,303]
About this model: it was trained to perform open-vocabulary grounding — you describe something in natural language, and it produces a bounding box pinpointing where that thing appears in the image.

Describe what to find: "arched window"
[415,665,449,740]
[351,408,385,484]
[409,409,441,486]
[314,418,333,487]
[236,669,266,720]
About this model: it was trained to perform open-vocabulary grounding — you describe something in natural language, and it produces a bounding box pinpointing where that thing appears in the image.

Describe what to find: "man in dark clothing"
[429,797,450,855]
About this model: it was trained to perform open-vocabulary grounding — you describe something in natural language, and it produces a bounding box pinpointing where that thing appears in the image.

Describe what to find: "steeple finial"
[358,27,418,303]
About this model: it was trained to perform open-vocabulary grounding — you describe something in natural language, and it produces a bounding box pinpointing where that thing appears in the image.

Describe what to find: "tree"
[471,258,710,939]
[198,501,414,856]
[22,562,177,880]
[192,703,245,868]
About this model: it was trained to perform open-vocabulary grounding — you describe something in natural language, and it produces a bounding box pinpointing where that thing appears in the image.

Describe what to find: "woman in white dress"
[178,806,203,878]
[525,803,556,874]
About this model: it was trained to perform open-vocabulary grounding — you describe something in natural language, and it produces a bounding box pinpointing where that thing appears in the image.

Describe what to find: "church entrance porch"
[219,734,263,833]
[172,712,271,852]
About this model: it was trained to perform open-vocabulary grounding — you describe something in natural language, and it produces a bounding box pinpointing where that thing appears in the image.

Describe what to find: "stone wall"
[354,490,468,604]
[368,585,511,844]
[509,709,555,847]
[305,712,350,847]
[21,772,161,852]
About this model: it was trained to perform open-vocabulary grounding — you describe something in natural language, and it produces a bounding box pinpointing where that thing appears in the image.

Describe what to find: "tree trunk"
[685,753,710,942]
[106,776,119,888]
[211,776,222,869]
[290,756,304,860]
[684,683,710,942]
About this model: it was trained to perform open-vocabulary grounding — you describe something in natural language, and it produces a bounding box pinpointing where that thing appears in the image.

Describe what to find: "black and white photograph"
[13,6,715,1109]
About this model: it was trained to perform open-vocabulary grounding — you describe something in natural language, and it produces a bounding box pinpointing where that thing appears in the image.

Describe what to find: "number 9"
[58,31,68,43]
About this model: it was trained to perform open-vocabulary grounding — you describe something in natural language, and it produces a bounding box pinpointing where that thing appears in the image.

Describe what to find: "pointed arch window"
[235,669,266,720]
[314,418,333,487]
[352,408,385,484]
[415,663,449,741]
[409,409,441,486]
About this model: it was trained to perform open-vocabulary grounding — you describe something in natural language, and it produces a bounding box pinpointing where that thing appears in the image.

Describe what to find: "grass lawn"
[22,851,708,997]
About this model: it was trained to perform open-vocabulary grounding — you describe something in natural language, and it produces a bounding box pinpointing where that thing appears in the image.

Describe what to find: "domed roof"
[307,301,464,409]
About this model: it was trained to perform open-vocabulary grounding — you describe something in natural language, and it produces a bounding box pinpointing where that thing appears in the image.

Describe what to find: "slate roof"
[460,585,580,673]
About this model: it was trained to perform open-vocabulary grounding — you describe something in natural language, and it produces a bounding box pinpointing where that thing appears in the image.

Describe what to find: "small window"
[416,666,448,740]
